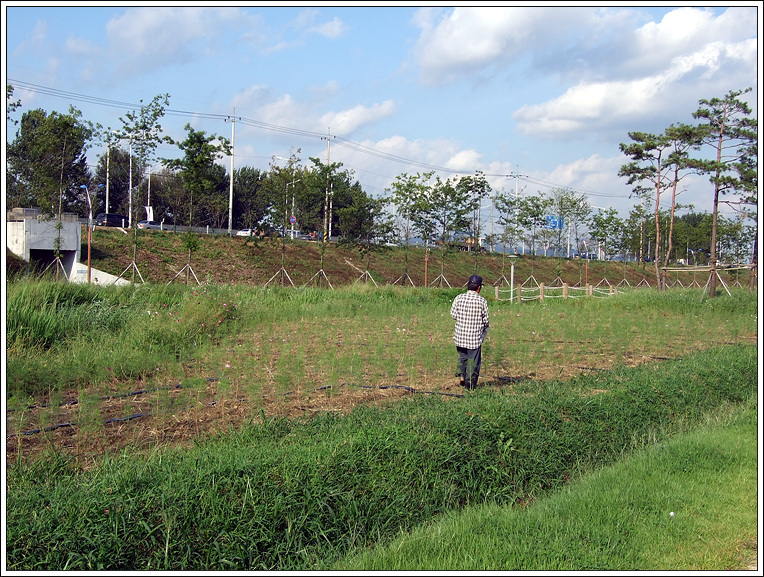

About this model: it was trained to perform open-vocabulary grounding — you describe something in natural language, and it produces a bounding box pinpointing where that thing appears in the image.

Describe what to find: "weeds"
[6,345,757,570]
[4,279,758,570]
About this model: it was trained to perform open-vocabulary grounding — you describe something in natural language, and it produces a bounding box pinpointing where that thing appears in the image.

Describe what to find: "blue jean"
[456,345,482,389]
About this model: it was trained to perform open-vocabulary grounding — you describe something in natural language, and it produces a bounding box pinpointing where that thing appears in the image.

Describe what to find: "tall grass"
[6,280,756,411]
[6,281,243,397]
[5,344,757,571]
[338,397,758,571]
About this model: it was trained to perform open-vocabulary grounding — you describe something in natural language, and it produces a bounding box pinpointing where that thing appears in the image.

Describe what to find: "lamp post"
[146,162,163,222]
[106,132,117,214]
[110,131,132,223]
[81,183,104,283]
[128,135,133,228]
[274,155,299,238]
[286,179,301,239]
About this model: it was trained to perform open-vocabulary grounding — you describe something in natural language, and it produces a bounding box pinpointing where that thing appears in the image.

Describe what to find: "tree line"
[6,85,757,294]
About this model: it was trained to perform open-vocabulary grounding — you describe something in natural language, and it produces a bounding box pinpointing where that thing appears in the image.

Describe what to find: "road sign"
[289,215,297,224]
[546,216,564,230]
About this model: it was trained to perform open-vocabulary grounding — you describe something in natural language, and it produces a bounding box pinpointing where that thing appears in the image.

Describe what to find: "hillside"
[7,226,746,291]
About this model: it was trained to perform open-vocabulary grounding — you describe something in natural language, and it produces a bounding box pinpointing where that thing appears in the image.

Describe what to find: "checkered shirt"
[450,289,490,349]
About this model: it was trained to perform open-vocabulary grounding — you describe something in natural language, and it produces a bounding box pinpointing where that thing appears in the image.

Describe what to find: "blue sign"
[289,215,297,224]
[546,216,564,230]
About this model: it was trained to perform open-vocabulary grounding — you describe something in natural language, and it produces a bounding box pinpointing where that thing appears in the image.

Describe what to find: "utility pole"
[105,135,111,214]
[490,196,494,252]
[515,166,519,253]
[226,111,240,237]
[128,135,133,228]
[507,167,523,254]
[322,128,333,242]
[328,182,333,239]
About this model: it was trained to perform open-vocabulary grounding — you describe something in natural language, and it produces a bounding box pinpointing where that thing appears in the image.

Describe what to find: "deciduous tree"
[7,107,92,216]
[163,123,231,228]
[116,93,172,227]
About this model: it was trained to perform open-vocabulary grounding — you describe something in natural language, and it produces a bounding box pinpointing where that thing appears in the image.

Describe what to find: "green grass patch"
[5,344,757,571]
[338,396,758,571]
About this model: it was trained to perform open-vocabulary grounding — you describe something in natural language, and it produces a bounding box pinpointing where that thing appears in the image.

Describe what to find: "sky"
[3,3,761,222]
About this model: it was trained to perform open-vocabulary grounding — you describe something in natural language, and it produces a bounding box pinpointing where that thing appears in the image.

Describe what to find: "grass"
[17,225,747,290]
[4,278,759,571]
[337,397,758,571]
[6,281,757,402]
[5,345,758,570]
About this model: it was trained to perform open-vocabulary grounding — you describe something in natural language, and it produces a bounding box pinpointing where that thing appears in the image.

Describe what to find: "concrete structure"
[6,207,131,285]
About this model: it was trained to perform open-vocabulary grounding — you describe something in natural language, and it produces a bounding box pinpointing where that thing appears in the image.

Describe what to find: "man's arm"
[450,295,460,320]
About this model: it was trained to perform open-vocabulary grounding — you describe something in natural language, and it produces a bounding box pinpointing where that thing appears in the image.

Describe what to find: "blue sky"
[4,4,760,219]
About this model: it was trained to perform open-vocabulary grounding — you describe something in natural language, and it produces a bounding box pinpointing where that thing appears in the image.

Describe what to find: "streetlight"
[146,162,163,222]
[274,155,300,238]
[81,183,104,283]
[110,131,132,225]
[286,179,301,239]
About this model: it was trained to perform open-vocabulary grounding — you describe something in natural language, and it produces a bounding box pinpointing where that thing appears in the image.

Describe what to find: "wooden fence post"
[539,283,545,302]
[517,284,521,303]
[563,283,568,299]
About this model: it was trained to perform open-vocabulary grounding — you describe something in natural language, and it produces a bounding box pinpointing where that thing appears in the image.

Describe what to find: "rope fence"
[495,278,619,302]
[494,264,755,302]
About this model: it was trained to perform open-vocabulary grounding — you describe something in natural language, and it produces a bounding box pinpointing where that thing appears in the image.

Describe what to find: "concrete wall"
[69,263,132,286]
[6,216,129,285]
[6,218,81,263]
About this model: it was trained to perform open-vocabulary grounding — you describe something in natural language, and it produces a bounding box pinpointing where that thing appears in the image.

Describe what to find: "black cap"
[468,274,483,289]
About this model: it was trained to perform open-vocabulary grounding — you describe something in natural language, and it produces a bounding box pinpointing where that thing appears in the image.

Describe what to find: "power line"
[8,78,629,201]
[8,79,141,111]
[521,175,630,199]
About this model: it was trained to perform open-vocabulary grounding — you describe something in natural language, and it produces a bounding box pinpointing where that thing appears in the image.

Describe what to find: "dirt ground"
[6,343,607,468]
[5,354,757,571]
[6,371,478,469]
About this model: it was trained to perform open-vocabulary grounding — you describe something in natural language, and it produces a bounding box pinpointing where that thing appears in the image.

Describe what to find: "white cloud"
[256,93,305,129]
[229,84,271,112]
[308,81,340,100]
[309,17,347,39]
[102,7,259,75]
[264,9,347,53]
[413,8,517,80]
[633,7,756,56]
[614,6,758,78]
[513,76,669,137]
[513,25,757,139]
[291,8,345,36]
[64,35,97,57]
[443,149,483,172]
[412,4,757,143]
[320,100,396,134]
[11,19,48,58]
[227,77,396,137]
[411,7,599,85]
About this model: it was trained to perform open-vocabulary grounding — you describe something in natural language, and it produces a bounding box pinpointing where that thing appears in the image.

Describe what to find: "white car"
[137,220,162,230]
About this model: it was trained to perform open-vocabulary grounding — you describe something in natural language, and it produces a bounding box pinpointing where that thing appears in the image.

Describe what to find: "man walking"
[450,274,490,391]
